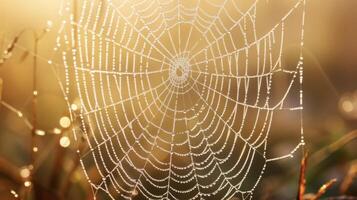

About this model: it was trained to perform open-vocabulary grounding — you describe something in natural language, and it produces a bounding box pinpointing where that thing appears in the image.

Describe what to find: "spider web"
[53,0,306,199]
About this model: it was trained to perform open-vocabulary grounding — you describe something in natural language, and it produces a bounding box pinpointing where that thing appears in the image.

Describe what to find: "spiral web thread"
[54,0,306,199]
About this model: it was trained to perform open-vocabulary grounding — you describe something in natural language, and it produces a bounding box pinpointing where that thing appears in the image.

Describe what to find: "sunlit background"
[0,0,356,199]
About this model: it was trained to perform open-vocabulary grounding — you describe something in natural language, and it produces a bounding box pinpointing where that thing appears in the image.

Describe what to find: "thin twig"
[340,160,357,194]
[311,179,337,200]
[298,152,308,200]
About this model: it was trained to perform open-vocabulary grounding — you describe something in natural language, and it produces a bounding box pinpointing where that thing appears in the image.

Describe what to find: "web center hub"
[169,57,190,86]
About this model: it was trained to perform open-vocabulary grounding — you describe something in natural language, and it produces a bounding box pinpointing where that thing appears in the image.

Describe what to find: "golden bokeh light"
[59,116,71,128]
[59,136,70,148]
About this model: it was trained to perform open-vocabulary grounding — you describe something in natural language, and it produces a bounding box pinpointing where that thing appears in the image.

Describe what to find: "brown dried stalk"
[340,161,357,194]
[30,27,48,200]
[0,157,22,184]
[298,153,339,200]
[310,130,357,168]
[0,35,18,65]
[311,179,337,200]
[298,152,308,200]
